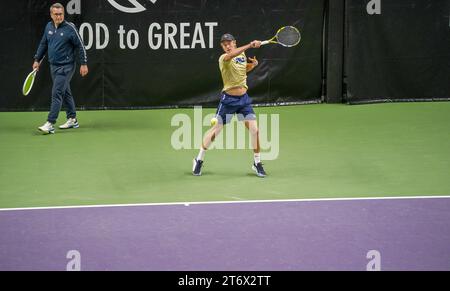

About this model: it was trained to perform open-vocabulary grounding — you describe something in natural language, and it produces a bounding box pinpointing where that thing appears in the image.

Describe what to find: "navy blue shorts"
[216,93,256,124]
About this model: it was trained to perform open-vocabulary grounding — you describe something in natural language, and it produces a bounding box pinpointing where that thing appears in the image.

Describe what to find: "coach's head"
[50,3,65,26]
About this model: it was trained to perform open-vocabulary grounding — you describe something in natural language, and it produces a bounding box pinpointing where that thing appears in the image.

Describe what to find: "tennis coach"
[33,3,88,134]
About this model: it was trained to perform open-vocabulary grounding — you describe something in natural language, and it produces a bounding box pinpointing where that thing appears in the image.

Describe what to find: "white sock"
[254,153,261,164]
[197,148,207,161]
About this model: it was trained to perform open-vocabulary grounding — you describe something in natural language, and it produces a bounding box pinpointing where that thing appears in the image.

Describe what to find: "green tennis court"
[1,102,449,209]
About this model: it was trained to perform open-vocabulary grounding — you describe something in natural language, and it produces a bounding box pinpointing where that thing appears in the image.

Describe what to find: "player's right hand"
[32,61,40,71]
[250,40,262,48]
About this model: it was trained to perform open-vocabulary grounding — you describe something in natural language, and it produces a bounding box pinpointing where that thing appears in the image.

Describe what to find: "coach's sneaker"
[38,121,55,134]
[59,118,79,129]
[252,162,267,178]
[192,158,204,176]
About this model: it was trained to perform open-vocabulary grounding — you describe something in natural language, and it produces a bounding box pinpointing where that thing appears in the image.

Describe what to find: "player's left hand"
[80,65,89,77]
[248,56,258,67]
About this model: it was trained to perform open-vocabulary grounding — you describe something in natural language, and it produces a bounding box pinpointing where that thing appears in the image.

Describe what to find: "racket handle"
[261,40,270,46]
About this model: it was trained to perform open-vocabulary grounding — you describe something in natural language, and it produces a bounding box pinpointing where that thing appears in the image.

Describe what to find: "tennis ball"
[211,117,218,126]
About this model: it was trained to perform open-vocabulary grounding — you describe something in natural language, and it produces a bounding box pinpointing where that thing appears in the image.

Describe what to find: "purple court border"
[0,197,450,271]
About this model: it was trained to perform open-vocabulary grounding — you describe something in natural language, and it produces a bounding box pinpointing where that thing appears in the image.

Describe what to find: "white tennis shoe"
[59,118,79,129]
[38,121,55,134]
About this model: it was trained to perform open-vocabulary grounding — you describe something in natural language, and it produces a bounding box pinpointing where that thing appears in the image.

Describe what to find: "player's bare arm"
[222,40,262,61]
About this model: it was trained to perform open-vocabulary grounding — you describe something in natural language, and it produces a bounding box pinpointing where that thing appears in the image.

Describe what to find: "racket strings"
[22,72,36,95]
[276,27,301,47]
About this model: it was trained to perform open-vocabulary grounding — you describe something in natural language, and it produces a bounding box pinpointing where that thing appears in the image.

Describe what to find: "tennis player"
[192,33,267,177]
[33,3,88,134]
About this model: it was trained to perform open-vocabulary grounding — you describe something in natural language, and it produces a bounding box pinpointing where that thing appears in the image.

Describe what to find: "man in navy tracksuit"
[34,3,88,134]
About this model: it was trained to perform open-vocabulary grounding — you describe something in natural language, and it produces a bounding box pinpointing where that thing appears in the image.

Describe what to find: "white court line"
[0,195,449,212]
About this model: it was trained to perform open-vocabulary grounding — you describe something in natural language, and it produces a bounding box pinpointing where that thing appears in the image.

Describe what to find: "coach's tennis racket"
[261,26,301,47]
[22,56,45,96]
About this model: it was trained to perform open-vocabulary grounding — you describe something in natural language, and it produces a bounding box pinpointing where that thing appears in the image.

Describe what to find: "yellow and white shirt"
[219,52,248,92]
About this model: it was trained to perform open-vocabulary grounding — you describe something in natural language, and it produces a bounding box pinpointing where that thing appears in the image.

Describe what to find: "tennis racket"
[22,56,45,96]
[261,26,301,47]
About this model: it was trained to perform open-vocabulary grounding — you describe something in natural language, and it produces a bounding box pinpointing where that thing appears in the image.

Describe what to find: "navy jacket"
[34,20,87,65]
